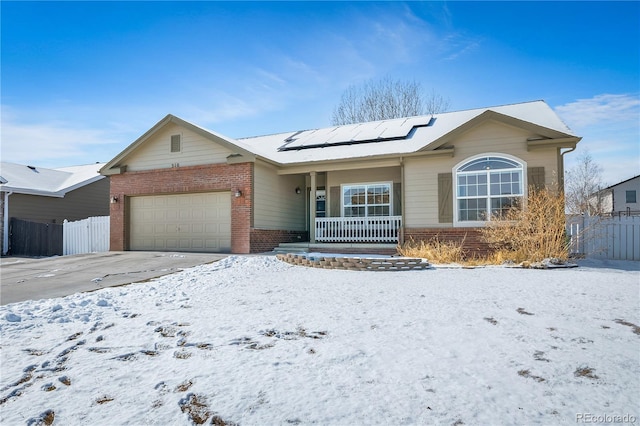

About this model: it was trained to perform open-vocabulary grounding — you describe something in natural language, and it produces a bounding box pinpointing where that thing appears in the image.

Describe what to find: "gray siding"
[404,120,561,228]
[612,177,640,213]
[253,161,306,230]
[8,178,110,224]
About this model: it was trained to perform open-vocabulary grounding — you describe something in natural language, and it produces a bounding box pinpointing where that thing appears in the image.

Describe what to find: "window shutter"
[393,182,402,215]
[438,173,453,223]
[329,186,340,217]
[527,167,545,190]
[170,135,181,153]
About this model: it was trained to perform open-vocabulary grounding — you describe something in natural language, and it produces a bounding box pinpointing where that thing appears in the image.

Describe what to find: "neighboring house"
[100,100,581,254]
[590,175,640,216]
[0,162,110,255]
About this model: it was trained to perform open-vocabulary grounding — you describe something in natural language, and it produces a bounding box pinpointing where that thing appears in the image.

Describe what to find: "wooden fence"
[566,215,640,261]
[63,216,110,255]
[9,218,63,256]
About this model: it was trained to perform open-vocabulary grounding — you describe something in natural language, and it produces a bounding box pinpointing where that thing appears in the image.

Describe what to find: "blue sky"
[2,1,639,185]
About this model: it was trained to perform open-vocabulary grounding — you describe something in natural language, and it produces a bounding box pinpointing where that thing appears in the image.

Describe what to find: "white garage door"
[129,192,231,252]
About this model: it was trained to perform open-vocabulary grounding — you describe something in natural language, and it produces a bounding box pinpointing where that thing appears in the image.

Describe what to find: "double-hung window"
[343,183,391,217]
[456,156,524,222]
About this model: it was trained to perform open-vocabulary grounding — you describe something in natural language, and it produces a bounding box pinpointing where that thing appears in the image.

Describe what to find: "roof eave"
[0,186,66,198]
[276,148,454,175]
[526,136,582,151]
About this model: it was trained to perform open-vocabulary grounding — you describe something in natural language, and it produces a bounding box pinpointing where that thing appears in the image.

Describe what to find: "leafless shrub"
[481,187,569,263]
[397,236,467,264]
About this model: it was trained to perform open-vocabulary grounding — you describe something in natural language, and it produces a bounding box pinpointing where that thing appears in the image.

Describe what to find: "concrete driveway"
[0,251,228,305]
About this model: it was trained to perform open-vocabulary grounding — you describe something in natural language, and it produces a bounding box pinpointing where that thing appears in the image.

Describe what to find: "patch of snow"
[529,258,578,269]
[1,255,638,425]
[4,312,21,322]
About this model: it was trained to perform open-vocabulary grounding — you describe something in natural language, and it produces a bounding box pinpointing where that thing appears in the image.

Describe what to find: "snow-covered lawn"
[1,256,638,425]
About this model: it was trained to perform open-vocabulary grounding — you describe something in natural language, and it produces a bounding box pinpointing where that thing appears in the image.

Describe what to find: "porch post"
[310,171,316,243]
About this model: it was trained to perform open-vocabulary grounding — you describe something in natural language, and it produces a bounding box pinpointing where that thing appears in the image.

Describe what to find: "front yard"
[1,256,638,425]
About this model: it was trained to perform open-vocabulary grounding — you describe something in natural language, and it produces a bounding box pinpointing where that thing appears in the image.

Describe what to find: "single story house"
[0,162,109,255]
[100,100,581,254]
[590,175,640,216]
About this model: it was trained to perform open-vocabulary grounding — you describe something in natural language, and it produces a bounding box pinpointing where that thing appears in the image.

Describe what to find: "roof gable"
[419,108,576,152]
[100,115,258,175]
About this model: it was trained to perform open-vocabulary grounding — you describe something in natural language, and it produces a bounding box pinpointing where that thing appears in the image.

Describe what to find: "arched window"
[455,155,524,222]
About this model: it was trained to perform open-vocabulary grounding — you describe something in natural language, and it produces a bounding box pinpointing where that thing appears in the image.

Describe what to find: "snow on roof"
[230,100,577,165]
[101,100,579,174]
[0,162,106,197]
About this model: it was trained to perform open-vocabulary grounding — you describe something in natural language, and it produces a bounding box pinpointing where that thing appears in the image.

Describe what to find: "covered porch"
[283,162,405,245]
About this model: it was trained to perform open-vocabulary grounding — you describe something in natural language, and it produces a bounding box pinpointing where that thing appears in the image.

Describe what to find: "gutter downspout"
[3,191,12,255]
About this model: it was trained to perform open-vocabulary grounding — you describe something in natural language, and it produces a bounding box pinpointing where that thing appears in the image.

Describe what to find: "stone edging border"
[276,253,430,271]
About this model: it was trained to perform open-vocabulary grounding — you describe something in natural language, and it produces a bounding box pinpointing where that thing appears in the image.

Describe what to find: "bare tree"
[331,77,450,125]
[565,151,606,215]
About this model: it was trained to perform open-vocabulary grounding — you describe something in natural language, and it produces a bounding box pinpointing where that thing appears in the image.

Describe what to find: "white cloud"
[440,35,482,61]
[555,93,640,129]
[0,107,126,167]
[556,94,640,186]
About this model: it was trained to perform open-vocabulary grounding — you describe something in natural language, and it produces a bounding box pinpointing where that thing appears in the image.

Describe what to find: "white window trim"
[452,153,527,227]
[340,181,393,217]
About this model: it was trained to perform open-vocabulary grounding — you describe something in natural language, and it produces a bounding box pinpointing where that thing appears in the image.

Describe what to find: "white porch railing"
[315,216,402,243]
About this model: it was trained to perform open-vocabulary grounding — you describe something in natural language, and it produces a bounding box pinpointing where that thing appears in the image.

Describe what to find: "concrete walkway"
[0,251,227,305]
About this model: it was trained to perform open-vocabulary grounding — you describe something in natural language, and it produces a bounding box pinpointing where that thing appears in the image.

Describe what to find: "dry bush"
[397,236,467,264]
[481,187,568,263]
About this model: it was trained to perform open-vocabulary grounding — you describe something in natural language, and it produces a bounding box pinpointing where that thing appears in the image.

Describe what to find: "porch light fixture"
[234,189,242,198]
[110,196,118,204]
[295,187,301,194]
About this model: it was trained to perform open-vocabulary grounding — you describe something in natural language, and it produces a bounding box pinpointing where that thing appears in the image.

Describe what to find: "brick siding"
[249,229,309,253]
[403,227,490,256]
[109,163,253,253]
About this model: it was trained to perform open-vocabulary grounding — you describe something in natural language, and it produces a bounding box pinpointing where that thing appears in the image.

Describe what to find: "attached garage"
[129,192,231,252]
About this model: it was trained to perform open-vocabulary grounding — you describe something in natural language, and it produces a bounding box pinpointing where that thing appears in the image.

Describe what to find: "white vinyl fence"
[567,215,640,261]
[63,216,110,255]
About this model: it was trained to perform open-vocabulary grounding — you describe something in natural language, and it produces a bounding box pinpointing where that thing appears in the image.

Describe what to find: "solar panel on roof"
[278,117,435,151]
